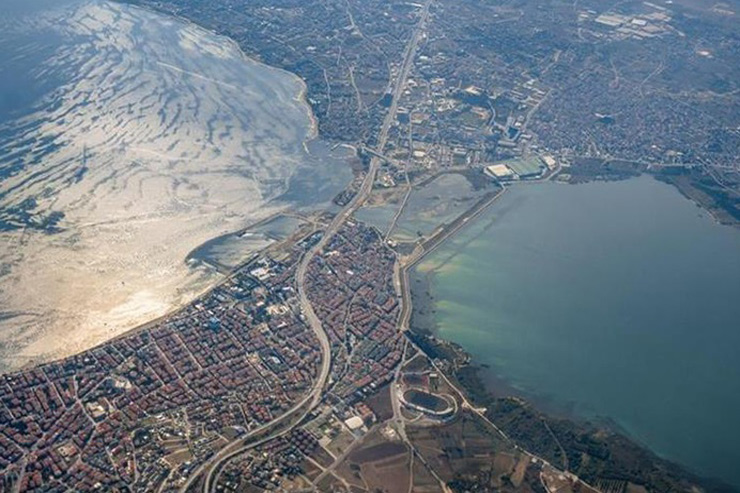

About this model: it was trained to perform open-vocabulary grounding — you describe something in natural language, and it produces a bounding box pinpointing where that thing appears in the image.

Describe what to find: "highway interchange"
[186,2,433,490]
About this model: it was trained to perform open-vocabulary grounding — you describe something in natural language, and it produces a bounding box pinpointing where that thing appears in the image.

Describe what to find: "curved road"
[192,2,433,491]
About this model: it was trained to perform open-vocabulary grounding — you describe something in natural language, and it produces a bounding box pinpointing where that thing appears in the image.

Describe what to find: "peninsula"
[0,0,738,491]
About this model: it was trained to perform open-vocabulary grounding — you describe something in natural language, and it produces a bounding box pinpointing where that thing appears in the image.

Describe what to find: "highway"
[192,2,433,491]
[199,3,597,490]
[185,390,313,492]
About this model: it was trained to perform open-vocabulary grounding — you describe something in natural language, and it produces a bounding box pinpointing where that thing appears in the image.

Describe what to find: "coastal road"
[193,2,433,492]
[396,186,507,332]
[292,0,433,411]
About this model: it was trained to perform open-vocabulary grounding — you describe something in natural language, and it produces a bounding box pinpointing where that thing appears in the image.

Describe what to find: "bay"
[413,175,740,487]
[0,0,351,371]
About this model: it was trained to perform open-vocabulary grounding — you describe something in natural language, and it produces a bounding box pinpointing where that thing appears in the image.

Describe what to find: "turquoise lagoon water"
[414,176,740,486]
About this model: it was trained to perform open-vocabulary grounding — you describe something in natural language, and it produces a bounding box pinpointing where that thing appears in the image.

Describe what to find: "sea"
[0,0,351,372]
[413,175,740,487]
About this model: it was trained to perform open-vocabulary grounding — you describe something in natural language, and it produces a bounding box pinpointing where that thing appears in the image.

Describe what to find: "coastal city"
[122,0,739,224]
[0,207,604,492]
[0,0,737,491]
[0,236,324,490]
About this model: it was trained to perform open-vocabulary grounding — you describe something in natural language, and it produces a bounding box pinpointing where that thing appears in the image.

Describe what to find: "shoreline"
[396,186,585,419]
[406,264,733,491]
[1,4,736,493]
[400,179,739,492]
[121,0,320,143]
[409,264,642,436]
[4,2,736,490]
[2,0,344,375]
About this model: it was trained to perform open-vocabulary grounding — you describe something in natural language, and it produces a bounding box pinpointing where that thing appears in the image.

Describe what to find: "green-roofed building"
[499,157,544,178]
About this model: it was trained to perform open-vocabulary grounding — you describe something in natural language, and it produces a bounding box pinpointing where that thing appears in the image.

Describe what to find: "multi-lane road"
[190,2,433,491]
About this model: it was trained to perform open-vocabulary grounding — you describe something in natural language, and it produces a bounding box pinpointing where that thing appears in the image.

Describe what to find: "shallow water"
[414,176,740,486]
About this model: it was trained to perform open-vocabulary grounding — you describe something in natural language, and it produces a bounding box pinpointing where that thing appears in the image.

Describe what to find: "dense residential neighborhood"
[0,0,737,491]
